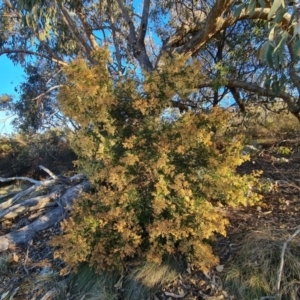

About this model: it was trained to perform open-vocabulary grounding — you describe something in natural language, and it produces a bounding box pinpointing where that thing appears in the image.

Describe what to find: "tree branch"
[73,0,99,50]
[0,190,60,220]
[58,4,93,60]
[39,40,65,63]
[276,226,300,299]
[0,171,76,211]
[166,3,293,58]
[228,86,246,113]
[107,2,123,74]
[138,0,150,43]
[116,0,153,71]
[0,180,90,252]
[167,0,235,55]
[116,0,137,47]
[0,176,41,185]
[29,85,64,102]
[197,78,300,116]
[0,49,67,66]
[39,165,58,179]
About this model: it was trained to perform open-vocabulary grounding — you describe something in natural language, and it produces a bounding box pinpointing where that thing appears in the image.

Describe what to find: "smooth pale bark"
[0,176,90,251]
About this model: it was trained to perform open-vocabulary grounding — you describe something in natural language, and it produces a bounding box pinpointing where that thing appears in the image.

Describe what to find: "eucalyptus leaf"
[262,42,275,68]
[268,0,282,20]
[273,51,281,69]
[268,26,276,42]
[258,41,269,61]
[292,22,300,39]
[273,6,287,23]
[273,31,288,53]
[39,30,46,41]
[247,0,256,17]
[279,73,287,90]
[234,3,245,18]
[293,38,300,59]
[25,13,31,27]
[258,0,266,8]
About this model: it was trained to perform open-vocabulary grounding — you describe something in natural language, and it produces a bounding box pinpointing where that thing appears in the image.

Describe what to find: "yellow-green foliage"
[52,49,262,273]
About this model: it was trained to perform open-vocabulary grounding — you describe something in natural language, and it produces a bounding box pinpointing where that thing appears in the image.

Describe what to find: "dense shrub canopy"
[52,49,262,272]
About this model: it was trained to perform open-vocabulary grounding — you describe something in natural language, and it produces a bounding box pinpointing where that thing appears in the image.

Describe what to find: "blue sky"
[0,56,24,135]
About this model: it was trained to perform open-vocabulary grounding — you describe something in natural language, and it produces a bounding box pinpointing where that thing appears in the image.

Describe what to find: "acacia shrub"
[52,49,262,273]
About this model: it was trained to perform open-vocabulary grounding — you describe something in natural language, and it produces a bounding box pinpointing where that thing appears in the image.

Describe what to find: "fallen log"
[0,190,62,220]
[0,180,90,251]
[0,166,90,251]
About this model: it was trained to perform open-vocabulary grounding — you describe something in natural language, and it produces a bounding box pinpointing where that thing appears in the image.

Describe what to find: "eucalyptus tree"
[11,61,68,132]
[0,0,300,127]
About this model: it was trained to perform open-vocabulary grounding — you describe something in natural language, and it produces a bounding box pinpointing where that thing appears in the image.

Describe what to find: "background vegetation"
[1,0,300,299]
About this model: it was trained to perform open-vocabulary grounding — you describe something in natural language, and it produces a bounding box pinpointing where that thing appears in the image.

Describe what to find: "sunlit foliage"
[51,49,262,273]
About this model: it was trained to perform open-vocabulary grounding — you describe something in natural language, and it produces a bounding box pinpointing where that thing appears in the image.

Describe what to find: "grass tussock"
[18,264,119,300]
[124,256,182,299]
[225,228,300,300]
[62,264,119,300]
[62,259,181,300]
[16,258,182,300]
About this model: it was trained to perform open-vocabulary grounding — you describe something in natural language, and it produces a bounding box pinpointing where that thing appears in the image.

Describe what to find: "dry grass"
[14,264,119,300]
[24,270,67,300]
[229,102,300,143]
[8,258,182,300]
[224,228,300,300]
[123,256,182,299]
[59,258,181,300]
[61,264,119,300]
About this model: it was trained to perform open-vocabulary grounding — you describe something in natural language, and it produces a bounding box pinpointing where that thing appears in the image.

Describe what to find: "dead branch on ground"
[0,166,90,251]
[275,226,300,300]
